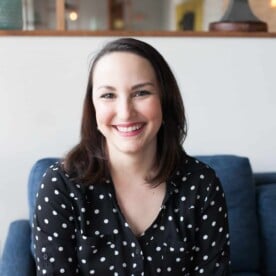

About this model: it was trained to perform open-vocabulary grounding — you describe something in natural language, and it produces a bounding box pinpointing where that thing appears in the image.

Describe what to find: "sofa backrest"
[197,155,260,273]
[28,155,260,273]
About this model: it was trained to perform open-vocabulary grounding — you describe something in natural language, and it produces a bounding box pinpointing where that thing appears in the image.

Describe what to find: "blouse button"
[43,253,48,260]
[135,248,140,255]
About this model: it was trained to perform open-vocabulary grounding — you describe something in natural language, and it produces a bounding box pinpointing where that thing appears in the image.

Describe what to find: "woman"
[33,38,231,275]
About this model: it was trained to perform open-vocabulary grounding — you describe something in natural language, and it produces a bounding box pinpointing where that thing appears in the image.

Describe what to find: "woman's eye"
[100,93,115,99]
[133,90,151,97]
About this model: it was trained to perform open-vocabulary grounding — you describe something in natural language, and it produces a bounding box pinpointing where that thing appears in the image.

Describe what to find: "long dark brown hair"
[64,38,187,186]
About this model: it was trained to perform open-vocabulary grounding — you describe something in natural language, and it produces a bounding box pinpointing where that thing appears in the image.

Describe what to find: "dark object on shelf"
[0,0,23,30]
[209,0,268,32]
[179,12,195,31]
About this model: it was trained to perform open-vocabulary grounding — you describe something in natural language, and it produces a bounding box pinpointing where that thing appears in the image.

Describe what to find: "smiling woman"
[32,37,231,275]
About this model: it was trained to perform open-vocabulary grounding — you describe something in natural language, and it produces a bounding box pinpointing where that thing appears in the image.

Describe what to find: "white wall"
[0,36,276,251]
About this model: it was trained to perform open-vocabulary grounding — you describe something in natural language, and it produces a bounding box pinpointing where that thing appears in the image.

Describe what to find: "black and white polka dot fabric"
[32,153,231,275]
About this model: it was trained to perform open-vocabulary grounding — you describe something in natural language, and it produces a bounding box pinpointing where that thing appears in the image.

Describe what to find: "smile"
[116,124,143,133]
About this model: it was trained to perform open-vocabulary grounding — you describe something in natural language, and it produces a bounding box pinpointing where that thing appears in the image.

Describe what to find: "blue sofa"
[1,155,276,275]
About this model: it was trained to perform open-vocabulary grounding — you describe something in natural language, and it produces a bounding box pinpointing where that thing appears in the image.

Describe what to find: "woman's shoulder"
[39,160,79,192]
[177,151,217,179]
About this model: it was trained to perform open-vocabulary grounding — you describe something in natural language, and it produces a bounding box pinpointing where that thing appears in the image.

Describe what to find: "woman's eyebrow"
[95,82,155,91]
[132,82,155,90]
[95,85,115,91]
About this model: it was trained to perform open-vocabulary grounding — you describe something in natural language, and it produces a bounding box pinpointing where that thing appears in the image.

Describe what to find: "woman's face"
[92,52,162,158]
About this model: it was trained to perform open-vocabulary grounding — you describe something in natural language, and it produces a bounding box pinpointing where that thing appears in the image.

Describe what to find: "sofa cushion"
[197,155,260,272]
[257,183,276,276]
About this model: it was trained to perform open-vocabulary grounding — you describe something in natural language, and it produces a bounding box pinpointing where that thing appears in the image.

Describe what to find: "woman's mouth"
[115,123,145,136]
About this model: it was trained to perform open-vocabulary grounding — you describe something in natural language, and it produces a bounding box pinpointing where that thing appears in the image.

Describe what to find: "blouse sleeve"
[194,171,231,275]
[32,164,80,275]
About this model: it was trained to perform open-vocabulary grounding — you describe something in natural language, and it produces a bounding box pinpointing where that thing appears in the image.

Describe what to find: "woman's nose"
[117,98,135,120]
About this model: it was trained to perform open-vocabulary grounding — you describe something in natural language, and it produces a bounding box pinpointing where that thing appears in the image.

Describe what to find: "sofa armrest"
[257,183,276,276]
[0,220,35,276]
[254,172,276,186]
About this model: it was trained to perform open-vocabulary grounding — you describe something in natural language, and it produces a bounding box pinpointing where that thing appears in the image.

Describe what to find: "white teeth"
[117,124,142,132]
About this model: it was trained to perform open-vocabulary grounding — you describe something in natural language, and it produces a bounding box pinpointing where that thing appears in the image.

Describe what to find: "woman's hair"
[64,37,187,186]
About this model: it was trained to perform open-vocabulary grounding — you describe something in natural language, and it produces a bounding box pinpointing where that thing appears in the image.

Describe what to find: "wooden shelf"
[1,30,276,37]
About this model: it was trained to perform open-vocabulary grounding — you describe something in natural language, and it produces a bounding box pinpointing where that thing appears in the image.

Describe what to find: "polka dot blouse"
[32,153,231,275]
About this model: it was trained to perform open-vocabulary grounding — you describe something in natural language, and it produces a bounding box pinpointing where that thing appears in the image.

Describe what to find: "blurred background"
[21,0,276,32]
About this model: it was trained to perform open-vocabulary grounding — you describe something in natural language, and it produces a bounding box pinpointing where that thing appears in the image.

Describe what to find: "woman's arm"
[194,172,231,275]
[32,164,80,275]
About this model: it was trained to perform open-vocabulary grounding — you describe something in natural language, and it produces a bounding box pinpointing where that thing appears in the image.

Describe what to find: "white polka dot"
[60,268,65,273]
[49,257,55,263]
[58,246,63,251]
[54,189,59,195]
[44,197,49,202]
[203,234,208,240]
[62,223,67,228]
[100,257,106,262]
[51,177,57,182]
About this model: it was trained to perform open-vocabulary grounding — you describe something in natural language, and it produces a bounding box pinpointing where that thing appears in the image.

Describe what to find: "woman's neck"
[107,148,157,186]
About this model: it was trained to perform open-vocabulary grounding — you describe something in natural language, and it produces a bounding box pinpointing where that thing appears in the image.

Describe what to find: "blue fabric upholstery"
[0,220,35,276]
[197,155,260,272]
[257,183,276,276]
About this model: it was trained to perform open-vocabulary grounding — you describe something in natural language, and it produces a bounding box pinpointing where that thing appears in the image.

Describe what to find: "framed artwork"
[176,0,204,31]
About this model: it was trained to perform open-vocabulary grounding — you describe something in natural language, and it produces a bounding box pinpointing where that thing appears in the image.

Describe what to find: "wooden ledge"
[0,30,276,38]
